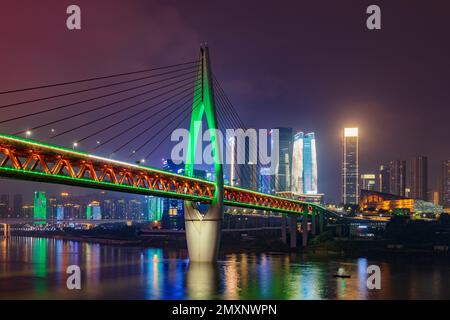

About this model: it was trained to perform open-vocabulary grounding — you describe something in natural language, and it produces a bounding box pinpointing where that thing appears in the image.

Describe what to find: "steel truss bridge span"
[0,134,324,216]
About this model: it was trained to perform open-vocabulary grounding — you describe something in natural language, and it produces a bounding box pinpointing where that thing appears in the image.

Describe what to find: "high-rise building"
[441,159,450,208]
[378,165,390,194]
[303,132,317,194]
[410,156,428,201]
[146,196,164,222]
[291,132,304,194]
[162,159,185,229]
[0,194,10,218]
[13,194,23,218]
[238,141,258,190]
[259,167,273,194]
[87,201,102,220]
[361,174,376,191]
[389,160,406,197]
[342,128,359,204]
[272,127,292,192]
[33,191,47,224]
[291,132,318,194]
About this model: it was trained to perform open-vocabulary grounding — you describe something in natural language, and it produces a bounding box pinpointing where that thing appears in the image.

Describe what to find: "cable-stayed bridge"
[0,46,327,262]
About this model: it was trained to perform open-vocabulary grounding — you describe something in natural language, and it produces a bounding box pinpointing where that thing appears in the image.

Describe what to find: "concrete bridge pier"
[311,210,317,236]
[302,213,308,247]
[281,215,287,244]
[184,201,222,263]
[289,215,297,249]
[319,210,324,234]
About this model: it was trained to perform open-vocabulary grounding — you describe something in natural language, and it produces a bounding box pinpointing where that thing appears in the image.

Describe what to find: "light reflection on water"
[1,236,449,299]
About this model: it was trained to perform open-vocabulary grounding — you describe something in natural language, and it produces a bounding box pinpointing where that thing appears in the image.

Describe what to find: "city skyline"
[0,1,449,203]
[1,1,450,303]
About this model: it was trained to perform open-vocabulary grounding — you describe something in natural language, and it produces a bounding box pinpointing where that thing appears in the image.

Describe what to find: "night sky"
[0,0,449,203]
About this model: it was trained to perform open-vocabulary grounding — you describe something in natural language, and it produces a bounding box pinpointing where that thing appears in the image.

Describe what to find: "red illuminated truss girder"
[0,134,323,215]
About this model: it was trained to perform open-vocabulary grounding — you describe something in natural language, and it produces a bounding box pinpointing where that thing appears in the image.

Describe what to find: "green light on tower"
[148,196,163,222]
[33,191,47,225]
[86,205,92,220]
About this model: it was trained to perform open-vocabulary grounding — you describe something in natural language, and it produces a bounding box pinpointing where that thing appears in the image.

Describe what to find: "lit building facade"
[291,132,304,194]
[441,159,450,208]
[272,127,292,192]
[238,141,258,190]
[33,191,47,224]
[342,128,359,204]
[292,132,318,194]
[410,156,428,201]
[389,160,406,197]
[87,201,102,220]
[379,164,390,194]
[361,174,376,191]
[259,167,273,194]
[0,194,10,218]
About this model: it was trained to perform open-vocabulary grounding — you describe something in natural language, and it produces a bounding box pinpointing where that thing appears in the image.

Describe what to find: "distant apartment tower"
[239,141,258,190]
[259,167,273,194]
[441,159,450,207]
[410,156,428,201]
[33,191,47,224]
[292,132,318,194]
[228,132,258,190]
[13,194,23,218]
[378,165,390,193]
[0,194,10,218]
[272,127,292,192]
[389,160,406,197]
[342,128,359,204]
[361,174,376,191]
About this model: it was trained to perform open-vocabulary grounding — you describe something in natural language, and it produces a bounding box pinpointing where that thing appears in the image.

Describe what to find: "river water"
[1,236,449,299]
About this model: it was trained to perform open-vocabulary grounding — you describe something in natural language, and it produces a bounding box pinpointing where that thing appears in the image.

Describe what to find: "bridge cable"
[77,88,199,145]
[9,71,198,132]
[46,84,198,141]
[0,60,199,95]
[92,92,201,154]
[0,64,199,110]
[129,95,203,158]
[142,99,204,161]
[213,95,245,186]
[213,78,260,190]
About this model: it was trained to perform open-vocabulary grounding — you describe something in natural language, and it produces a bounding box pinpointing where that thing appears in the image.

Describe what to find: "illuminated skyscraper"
[147,196,164,222]
[378,164,390,193]
[410,156,428,201]
[291,132,304,193]
[33,191,47,224]
[342,128,359,204]
[303,132,318,194]
[0,194,10,218]
[441,159,450,208]
[238,139,258,190]
[292,132,318,194]
[272,127,292,192]
[389,160,406,197]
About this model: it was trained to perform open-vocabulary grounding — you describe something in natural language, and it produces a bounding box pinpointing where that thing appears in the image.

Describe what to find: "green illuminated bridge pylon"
[0,46,327,262]
[184,46,224,262]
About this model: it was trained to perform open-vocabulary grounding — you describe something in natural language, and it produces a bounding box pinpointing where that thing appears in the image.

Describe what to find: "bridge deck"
[0,134,325,215]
